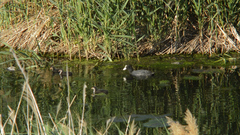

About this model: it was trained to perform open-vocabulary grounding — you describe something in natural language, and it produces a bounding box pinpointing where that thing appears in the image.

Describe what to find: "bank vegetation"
[0,0,240,61]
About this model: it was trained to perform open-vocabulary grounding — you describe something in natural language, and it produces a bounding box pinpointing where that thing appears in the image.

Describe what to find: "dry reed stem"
[56,99,62,120]
[102,117,115,135]
[28,113,34,135]
[67,97,75,135]
[0,7,77,54]
[124,116,131,135]
[49,113,61,134]
[59,123,75,135]
[93,117,115,135]
[80,82,87,135]
[129,120,137,135]
[230,25,240,45]
[93,127,103,135]
[51,94,77,134]
[158,23,240,55]
[77,114,87,135]
[177,36,199,54]
[2,106,14,132]
[123,116,139,135]
[65,64,75,135]
[217,24,235,46]
[137,41,154,55]
[0,114,5,135]
[7,106,15,126]
[10,49,46,135]
[184,109,198,135]
[166,117,185,135]
[136,128,141,135]
[0,4,82,57]
[166,109,199,135]
[8,83,23,135]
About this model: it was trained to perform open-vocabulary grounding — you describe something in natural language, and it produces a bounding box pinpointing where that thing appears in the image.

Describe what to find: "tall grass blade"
[80,82,87,135]
[0,114,5,135]
[10,48,46,135]
[56,99,62,120]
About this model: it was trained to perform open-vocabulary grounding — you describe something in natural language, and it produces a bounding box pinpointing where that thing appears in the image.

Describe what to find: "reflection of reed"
[171,70,183,116]
[80,82,87,134]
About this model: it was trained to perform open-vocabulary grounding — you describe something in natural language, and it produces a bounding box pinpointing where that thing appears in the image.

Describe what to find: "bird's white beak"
[123,65,127,70]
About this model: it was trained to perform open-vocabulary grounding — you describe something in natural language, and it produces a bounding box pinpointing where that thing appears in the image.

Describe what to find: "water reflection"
[1,61,240,134]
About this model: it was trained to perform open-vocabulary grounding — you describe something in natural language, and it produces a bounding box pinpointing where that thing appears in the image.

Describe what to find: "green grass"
[0,0,240,61]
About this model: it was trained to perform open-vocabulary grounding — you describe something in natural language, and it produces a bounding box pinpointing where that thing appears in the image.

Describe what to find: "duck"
[58,69,73,76]
[91,86,108,96]
[123,65,154,78]
[50,66,60,73]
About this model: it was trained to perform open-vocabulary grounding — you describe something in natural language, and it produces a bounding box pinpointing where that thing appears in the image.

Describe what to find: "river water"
[0,55,239,134]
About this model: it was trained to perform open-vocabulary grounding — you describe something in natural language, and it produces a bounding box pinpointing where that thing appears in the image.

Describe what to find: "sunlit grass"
[0,0,239,61]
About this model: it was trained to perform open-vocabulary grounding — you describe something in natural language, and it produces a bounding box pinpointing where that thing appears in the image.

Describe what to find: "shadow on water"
[1,56,240,134]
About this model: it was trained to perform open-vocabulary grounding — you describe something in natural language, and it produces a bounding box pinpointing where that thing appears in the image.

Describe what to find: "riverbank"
[0,0,240,61]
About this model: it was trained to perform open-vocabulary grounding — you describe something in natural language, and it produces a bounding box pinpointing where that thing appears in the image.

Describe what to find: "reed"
[9,48,46,134]
[166,109,199,135]
[0,0,239,60]
[125,117,140,135]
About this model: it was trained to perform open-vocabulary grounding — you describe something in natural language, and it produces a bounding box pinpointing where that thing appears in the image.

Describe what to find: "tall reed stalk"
[10,48,46,135]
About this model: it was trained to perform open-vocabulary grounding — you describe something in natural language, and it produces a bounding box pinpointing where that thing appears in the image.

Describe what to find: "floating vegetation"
[183,75,202,80]
[192,69,225,74]
[214,54,237,64]
[143,118,169,128]
[111,114,170,128]
[159,80,170,87]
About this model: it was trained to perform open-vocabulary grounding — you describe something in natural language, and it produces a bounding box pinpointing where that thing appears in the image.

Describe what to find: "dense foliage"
[0,0,240,60]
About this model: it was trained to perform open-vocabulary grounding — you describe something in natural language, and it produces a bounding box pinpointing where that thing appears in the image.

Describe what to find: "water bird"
[91,86,108,96]
[123,65,154,78]
[50,66,60,73]
[58,69,73,76]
